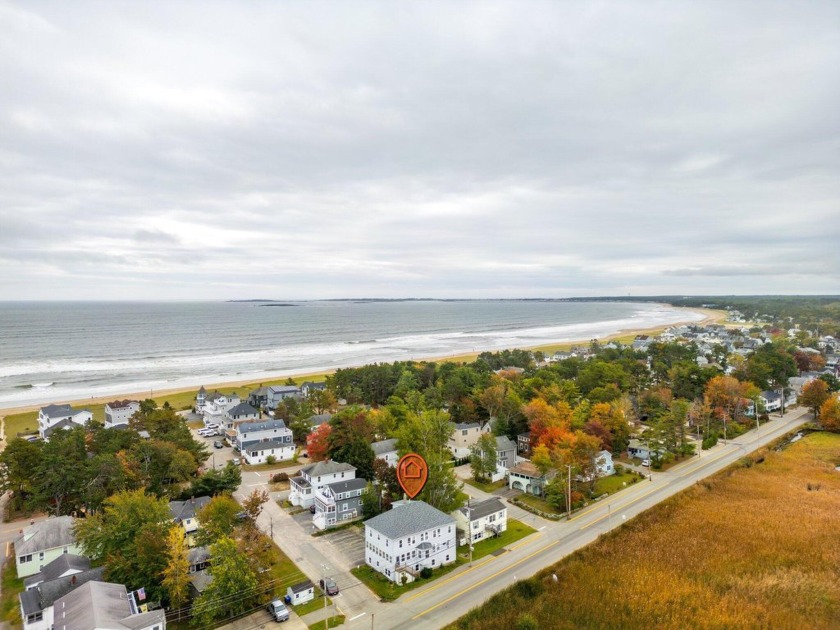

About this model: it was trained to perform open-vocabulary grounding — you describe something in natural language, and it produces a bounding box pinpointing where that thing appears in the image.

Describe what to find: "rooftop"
[300,460,356,478]
[458,497,506,521]
[169,496,212,523]
[365,500,454,539]
[15,516,77,556]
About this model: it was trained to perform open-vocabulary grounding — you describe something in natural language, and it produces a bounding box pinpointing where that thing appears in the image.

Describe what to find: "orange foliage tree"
[819,397,840,431]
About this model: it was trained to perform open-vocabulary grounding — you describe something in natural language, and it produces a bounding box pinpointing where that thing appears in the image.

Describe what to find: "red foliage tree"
[305,423,332,462]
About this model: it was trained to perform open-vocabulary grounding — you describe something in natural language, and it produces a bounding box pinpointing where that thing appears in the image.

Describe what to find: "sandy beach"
[0,306,726,419]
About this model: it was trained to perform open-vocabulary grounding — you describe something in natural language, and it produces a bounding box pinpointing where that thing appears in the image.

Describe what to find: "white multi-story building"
[452,497,507,546]
[103,400,140,429]
[236,419,295,465]
[371,438,399,467]
[14,517,83,579]
[447,422,491,459]
[313,478,367,530]
[51,581,166,630]
[202,391,241,426]
[364,500,456,584]
[19,560,105,630]
[37,405,93,441]
[289,461,356,509]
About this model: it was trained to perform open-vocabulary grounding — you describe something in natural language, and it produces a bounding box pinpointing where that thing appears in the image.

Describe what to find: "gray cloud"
[1,1,838,300]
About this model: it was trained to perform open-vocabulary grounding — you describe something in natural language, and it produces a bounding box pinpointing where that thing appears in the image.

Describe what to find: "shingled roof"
[364,501,454,539]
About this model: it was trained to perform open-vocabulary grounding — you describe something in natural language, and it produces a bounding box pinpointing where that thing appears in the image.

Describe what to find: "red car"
[319,577,339,596]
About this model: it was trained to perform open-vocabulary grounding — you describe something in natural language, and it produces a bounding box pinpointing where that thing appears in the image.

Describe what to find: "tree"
[361,481,386,518]
[800,379,830,418]
[74,489,172,601]
[820,397,840,431]
[179,462,241,498]
[195,495,241,546]
[33,425,89,515]
[242,488,269,523]
[328,407,376,478]
[161,525,190,616]
[192,536,259,625]
[0,437,43,511]
[531,444,553,477]
[306,423,332,461]
[470,433,498,482]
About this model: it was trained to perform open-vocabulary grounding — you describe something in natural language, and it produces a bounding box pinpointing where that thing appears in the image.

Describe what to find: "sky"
[1,1,838,301]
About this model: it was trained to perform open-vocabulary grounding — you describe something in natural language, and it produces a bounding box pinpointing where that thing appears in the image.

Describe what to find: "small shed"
[286,580,315,605]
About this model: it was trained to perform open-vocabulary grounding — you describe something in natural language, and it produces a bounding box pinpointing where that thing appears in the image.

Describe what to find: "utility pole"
[322,563,330,629]
[467,498,473,566]
[566,464,572,520]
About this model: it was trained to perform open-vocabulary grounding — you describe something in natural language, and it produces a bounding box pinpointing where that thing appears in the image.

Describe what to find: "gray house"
[51,581,166,630]
[313,477,367,530]
[19,565,105,630]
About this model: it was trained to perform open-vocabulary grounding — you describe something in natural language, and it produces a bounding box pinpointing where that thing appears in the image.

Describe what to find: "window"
[462,430,467,436]
[26,612,43,624]
[19,554,32,563]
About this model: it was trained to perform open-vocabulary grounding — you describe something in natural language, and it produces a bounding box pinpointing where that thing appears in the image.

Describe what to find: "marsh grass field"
[450,431,840,630]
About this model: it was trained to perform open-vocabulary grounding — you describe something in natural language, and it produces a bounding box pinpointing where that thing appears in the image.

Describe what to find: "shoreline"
[0,306,727,419]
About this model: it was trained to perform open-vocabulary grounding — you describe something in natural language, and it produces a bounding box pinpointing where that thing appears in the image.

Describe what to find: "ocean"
[0,300,704,409]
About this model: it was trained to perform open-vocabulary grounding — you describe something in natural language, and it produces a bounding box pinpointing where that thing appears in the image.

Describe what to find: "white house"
[14,517,83,578]
[452,498,507,546]
[290,461,356,509]
[313,478,367,531]
[103,400,140,429]
[447,422,491,459]
[364,500,456,584]
[760,390,783,413]
[300,381,327,397]
[169,496,212,547]
[51,581,166,630]
[202,392,241,426]
[371,438,399,467]
[235,419,295,464]
[37,405,93,441]
[508,461,555,496]
[306,414,332,434]
[19,564,105,630]
[595,450,615,477]
[286,580,314,606]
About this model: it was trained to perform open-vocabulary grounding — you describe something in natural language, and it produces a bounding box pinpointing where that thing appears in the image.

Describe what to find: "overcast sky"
[1,1,838,300]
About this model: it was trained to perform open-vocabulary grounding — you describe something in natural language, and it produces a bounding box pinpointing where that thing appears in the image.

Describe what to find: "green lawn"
[0,558,23,627]
[467,519,537,561]
[463,477,508,493]
[352,559,467,602]
[593,471,643,495]
[515,493,560,515]
[293,593,332,616]
[308,615,345,629]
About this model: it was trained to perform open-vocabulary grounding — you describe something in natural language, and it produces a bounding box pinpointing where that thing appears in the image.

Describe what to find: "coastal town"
[1,306,839,630]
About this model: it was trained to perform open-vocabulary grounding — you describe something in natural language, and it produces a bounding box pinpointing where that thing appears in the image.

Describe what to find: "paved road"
[222,407,808,630]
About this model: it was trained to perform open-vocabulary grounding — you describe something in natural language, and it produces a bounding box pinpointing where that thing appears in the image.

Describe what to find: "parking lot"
[287,505,367,571]
[191,427,240,468]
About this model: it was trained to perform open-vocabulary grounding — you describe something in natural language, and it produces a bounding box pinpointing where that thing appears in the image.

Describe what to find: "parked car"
[309,504,316,514]
[232,457,241,466]
[266,598,290,622]
[213,440,224,449]
[642,459,651,467]
[319,577,339,596]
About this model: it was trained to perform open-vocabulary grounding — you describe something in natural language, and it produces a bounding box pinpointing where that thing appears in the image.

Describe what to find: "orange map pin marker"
[396,453,428,499]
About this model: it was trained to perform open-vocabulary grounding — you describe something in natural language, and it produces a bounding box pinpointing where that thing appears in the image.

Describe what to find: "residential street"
[232,406,810,630]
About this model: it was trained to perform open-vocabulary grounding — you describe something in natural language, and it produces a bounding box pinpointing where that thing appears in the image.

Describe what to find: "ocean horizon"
[0,300,705,409]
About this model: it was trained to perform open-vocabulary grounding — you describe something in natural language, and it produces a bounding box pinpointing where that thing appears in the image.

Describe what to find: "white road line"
[247,483,264,487]
[254,472,261,477]
[538,526,546,531]
[349,613,366,621]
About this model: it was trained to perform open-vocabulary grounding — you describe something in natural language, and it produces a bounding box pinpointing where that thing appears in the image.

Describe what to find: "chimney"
[71,575,77,585]
[190,496,195,504]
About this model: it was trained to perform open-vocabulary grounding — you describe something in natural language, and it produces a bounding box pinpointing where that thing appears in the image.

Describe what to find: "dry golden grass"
[450,432,840,630]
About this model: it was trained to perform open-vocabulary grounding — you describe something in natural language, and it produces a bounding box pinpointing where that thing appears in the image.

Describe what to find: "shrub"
[516,614,539,630]
[272,471,289,483]
[266,455,277,465]
[420,567,433,579]
[514,578,543,600]
[614,464,625,475]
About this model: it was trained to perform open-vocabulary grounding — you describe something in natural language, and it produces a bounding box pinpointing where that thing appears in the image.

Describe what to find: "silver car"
[267,599,290,622]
